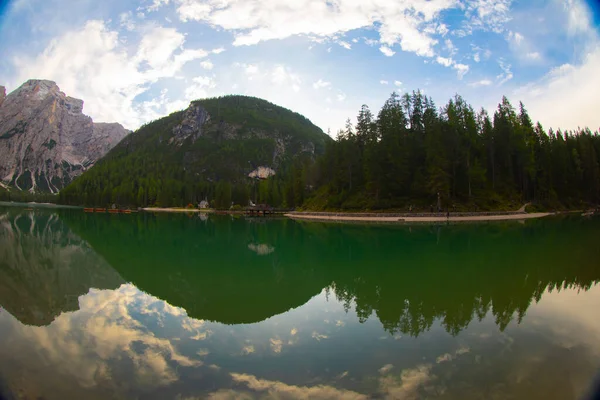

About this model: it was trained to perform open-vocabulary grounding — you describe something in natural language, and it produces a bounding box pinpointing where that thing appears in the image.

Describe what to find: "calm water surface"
[0,206,599,399]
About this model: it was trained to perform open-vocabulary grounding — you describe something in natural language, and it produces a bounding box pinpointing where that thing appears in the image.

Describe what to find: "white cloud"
[119,11,135,31]
[526,52,541,61]
[463,0,513,34]
[437,23,449,36]
[211,47,226,54]
[379,46,395,57]
[184,76,216,101]
[516,45,600,131]
[394,80,403,87]
[10,20,210,129]
[146,0,171,12]
[380,80,389,85]
[496,58,513,84]
[564,0,595,37]
[173,0,464,59]
[436,56,453,67]
[444,38,457,55]
[469,79,493,87]
[336,92,346,102]
[245,64,259,75]
[473,53,481,62]
[338,41,352,50]
[435,56,470,79]
[200,60,214,70]
[271,65,301,92]
[313,79,331,89]
[453,63,469,79]
[509,31,524,45]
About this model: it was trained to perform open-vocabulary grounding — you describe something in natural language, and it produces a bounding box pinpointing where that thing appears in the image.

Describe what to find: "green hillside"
[59,95,330,208]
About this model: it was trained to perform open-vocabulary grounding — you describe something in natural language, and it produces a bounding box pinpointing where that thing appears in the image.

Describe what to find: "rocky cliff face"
[0,80,129,193]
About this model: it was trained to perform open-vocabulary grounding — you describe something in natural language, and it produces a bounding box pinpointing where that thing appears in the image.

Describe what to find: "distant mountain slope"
[59,95,330,208]
[0,80,129,193]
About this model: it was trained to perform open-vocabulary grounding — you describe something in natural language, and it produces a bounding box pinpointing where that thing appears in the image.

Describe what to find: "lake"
[0,206,599,399]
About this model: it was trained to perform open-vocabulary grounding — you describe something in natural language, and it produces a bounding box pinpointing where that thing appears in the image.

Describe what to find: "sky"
[0,0,599,134]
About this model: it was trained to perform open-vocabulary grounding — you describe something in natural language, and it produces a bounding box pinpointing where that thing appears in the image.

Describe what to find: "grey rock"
[0,79,129,192]
[170,103,211,145]
[0,86,5,108]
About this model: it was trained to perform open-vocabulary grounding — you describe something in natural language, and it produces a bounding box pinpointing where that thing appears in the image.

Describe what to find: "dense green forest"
[58,95,329,209]
[0,186,57,203]
[57,92,600,211]
[305,91,600,211]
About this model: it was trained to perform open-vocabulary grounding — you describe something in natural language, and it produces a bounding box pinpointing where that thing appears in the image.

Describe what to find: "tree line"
[57,90,600,210]
[302,91,600,211]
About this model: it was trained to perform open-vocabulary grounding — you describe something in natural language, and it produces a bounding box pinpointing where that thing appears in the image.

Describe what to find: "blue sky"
[0,0,599,134]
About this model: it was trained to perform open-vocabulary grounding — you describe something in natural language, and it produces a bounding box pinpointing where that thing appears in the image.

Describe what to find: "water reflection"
[62,212,600,337]
[0,209,123,326]
[0,209,599,399]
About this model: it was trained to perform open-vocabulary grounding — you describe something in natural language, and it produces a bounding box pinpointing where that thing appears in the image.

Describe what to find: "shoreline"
[285,212,553,223]
[142,207,213,213]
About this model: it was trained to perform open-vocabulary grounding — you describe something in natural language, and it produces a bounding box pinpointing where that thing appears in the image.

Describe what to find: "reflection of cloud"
[290,328,298,336]
[377,345,473,398]
[436,353,452,363]
[312,331,329,341]
[529,286,600,355]
[197,349,210,357]
[206,389,254,399]
[191,330,211,340]
[241,345,255,355]
[2,284,202,391]
[229,373,368,399]
[270,338,283,353]
[379,364,394,374]
[247,243,275,255]
[379,365,432,400]
[436,347,470,364]
[337,371,349,379]
[336,320,345,327]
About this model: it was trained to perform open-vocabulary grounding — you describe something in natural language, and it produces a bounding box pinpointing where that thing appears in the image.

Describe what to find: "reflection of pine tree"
[321,218,600,337]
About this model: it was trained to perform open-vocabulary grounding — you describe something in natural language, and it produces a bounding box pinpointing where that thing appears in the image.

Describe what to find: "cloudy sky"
[0,0,599,134]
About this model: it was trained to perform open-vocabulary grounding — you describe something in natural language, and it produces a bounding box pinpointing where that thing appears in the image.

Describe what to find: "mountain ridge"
[0,79,129,193]
[59,94,331,208]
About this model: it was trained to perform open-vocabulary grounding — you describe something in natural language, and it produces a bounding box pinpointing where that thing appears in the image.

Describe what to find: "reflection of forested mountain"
[65,212,600,336]
[64,213,330,324]
[0,209,124,326]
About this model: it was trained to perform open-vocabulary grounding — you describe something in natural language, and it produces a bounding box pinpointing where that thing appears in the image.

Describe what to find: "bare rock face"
[0,86,5,107]
[170,103,211,145]
[0,80,129,192]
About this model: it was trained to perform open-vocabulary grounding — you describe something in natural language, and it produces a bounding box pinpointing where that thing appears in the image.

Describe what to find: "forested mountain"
[59,95,330,208]
[59,91,600,211]
[305,92,600,211]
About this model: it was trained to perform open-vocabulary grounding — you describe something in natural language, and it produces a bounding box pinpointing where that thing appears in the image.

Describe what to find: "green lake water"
[1,206,600,399]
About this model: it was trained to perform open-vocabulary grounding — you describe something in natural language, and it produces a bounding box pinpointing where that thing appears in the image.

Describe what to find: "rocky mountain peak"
[0,80,129,193]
